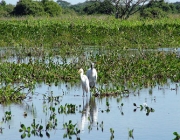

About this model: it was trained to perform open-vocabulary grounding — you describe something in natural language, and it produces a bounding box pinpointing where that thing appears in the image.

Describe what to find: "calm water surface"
[0,81,180,140]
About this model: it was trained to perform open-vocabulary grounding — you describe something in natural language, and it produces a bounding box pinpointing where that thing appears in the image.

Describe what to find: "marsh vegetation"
[0,14,180,140]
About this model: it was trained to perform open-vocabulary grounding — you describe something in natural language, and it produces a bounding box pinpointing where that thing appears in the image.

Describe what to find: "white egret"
[78,68,90,96]
[86,62,97,88]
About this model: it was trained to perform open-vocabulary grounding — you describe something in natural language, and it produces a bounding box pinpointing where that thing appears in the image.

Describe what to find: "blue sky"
[4,0,180,5]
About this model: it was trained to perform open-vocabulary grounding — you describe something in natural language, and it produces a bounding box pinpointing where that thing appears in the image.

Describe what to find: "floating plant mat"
[0,47,180,89]
[0,81,180,140]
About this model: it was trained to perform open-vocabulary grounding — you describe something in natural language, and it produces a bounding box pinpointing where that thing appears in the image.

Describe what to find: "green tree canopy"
[43,1,62,16]
[0,0,6,6]
[140,0,174,19]
[83,0,114,15]
[174,2,180,13]
[12,0,45,16]
[0,0,14,17]
[57,0,71,8]
[12,0,62,16]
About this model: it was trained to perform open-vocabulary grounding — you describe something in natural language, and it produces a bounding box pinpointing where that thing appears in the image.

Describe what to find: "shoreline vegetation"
[0,15,180,48]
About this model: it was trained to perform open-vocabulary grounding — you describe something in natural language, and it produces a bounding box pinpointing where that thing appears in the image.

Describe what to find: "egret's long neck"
[80,72,83,79]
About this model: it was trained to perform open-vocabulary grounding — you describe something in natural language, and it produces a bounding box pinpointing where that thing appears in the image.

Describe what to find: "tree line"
[0,0,62,17]
[0,0,180,19]
[68,0,180,19]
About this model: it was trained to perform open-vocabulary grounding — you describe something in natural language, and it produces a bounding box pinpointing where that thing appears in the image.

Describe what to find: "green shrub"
[12,0,45,16]
[140,7,167,19]
[83,0,114,15]
[0,3,14,17]
[43,1,62,16]
[0,6,7,17]
[12,0,62,17]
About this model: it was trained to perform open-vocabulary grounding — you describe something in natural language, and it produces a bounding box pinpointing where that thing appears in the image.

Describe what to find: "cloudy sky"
[4,0,180,5]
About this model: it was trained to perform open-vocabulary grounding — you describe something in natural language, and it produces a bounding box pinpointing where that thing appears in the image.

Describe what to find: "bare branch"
[111,0,150,19]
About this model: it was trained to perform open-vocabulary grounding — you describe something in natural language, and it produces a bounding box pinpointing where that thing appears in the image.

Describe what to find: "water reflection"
[79,96,98,132]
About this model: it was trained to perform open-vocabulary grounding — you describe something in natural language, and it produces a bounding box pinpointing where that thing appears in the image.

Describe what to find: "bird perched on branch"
[78,68,90,96]
[86,62,97,88]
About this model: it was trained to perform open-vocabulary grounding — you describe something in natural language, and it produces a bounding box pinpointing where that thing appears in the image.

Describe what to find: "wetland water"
[0,81,180,140]
[0,48,180,140]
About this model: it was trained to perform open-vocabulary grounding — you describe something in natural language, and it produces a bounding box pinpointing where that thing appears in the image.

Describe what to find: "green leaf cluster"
[140,0,179,19]
[12,0,62,16]
[63,120,80,139]
[19,119,45,139]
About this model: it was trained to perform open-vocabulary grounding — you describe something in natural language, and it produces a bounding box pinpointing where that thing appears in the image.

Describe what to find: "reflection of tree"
[79,96,98,131]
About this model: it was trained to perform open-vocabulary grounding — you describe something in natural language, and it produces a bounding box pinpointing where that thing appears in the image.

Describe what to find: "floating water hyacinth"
[128,129,134,139]
[133,102,155,115]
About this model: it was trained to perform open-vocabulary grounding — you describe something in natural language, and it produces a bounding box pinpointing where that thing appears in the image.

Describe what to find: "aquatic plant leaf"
[31,130,36,135]
[46,131,50,138]
[46,124,50,130]
[20,124,26,130]
[106,108,110,112]
[140,105,143,111]
[39,125,43,131]
[106,101,110,107]
[110,128,114,134]
[69,120,72,124]
[77,129,80,134]
[27,127,31,133]
[69,135,72,139]
[63,133,67,138]
[21,133,26,139]
[173,132,179,136]
[150,108,155,112]
[40,132,43,138]
[129,129,134,138]
[36,124,39,129]
[27,133,31,138]
[5,111,11,115]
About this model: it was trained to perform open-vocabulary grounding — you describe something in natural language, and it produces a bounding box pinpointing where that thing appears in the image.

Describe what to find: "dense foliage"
[0,16,180,48]
[2,0,62,17]
[0,0,14,17]
[70,0,180,19]
[12,0,45,16]
[140,0,177,19]
[1,47,180,91]
[0,0,180,19]
[43,1,62,16]
[82,0,114,15]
